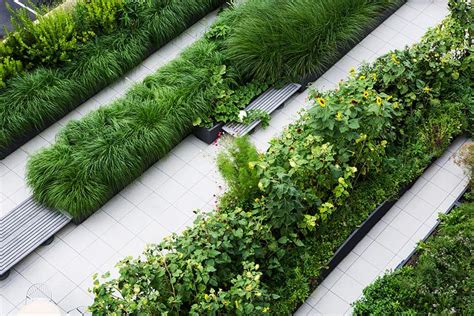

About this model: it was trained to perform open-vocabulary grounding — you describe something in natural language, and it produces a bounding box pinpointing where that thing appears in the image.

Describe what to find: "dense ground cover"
[353,200,473,314]
[88,5,472,314]
[0,0,225,156]
[26,0,400,221]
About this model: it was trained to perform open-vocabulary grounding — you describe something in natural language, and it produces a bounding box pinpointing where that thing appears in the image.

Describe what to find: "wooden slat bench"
[222,83,301,137]
[0,197,71,280]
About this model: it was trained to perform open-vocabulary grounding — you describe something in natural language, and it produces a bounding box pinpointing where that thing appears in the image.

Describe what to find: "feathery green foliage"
[225,0,403,82]
[27,39,233,220]
[0,0,225,156]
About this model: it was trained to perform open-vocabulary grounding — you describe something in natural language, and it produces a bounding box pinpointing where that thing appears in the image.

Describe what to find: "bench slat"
[0,197,71,275]
[223,83,301,137]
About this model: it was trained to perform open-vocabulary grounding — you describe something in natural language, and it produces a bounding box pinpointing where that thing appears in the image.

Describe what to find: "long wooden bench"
[0,197,71,280]
[222,83,301,137]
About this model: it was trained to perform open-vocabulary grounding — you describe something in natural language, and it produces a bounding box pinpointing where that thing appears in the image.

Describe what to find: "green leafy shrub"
[353,202,474,315]
[75,0,125,34]
[88,11,472,315]
[224,0,404,82]
[217,136,261,207]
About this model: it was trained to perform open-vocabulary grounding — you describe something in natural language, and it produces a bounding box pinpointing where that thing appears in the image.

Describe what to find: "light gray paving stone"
[139,166,170,191]
[21,135,49,155]
[307,308,322,316]
[376,224,410,254]
[1,270,31,305]
[360,34,388,53]
[39,240,79,272]
[9,186,32,204]
[57,110,82,126]
[434,148,453,167]
[173,164,205,189]
[322,64,348,84]
[92,86,118,105]
[60,255,96,286]
[142,51,167,70]
[321,268,344,289]
[156,153,187,176]
[101,222,135,252]
[76,98,101,116]
[384,255,403,272]
[430,168,462,194]
[382,205,403,224]
[346,257,380,286]
[125,64,153,83]
[417,180,448,208]
[449,177,469,199]
[413,11,442,29]
[394,190,414,209]
[395,4,422,21]
[61,225,97,253]
[1,295,16,315]
[120,181,153,206]
[408,176,428,195]
[156,207,190,233]
[306,285,329,307]
[82,209,117,234]
[46,272,77,303]
[367,220,388,239]
[294,302,313,316]
[119,237,148,258]
[0,162,9,177]
[11,252,41,274]
[421,163,441,181]
[80,239,116,269]
[191,176,223,203]
[119,207,152,235]
[348,44,375,63]
[309,77,336,92]
[405,194,438,222]
[138,220,171,244]
[158,178,187,204]
[443,155,468,179]
[330,273,365,304]
[315,290,350,315]
[360,241,394,270]
[383,13,411,31]
[371,24,398,41]
[138,193,172,221]
[174,191,208,218]
[19,257,57,285]
[410,223,433,244]
[390,210,422,238]
[2,148,28,170]
[171,139,203,163]
[58,286,93,313]
[102,194,135,221]
[337,251,359,273]
[445,136,466,154]
[1,171,24,197]
[352,235,374,256]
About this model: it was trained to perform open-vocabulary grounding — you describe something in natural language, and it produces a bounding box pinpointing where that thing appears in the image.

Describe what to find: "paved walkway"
[295,137,470,316]
[0,0,454,314]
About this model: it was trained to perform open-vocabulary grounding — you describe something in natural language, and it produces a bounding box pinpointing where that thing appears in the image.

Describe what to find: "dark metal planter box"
[193,122,225,144]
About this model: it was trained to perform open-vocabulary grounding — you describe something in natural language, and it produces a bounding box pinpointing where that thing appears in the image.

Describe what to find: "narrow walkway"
[295,137,470,315]
[0,0,452,314]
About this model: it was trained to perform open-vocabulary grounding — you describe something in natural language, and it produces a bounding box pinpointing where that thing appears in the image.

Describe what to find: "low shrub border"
[0,0,226,158]
[88,6,472,314]
[352,198,473,314]
[26,0,401,222]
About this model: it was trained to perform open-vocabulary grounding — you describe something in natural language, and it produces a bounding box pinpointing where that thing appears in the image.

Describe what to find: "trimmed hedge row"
[0,0,226,157]
[26,0,399,221]
[353,201,474,314]
[88,9,472,315]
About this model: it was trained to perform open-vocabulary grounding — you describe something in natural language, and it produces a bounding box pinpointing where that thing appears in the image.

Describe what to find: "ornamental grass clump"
[224,0,404,82]
[89,9,472,315]
[0,0,225,156]
[27,39,235,220]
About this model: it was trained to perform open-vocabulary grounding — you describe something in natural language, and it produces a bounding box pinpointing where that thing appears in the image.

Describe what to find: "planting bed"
[26,0,405,223]
[0,0,226,158]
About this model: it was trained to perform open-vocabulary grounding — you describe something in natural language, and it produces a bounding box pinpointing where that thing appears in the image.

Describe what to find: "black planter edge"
[395,186,468,270]
[298,0,407,92]
[0,3,226,160]
[193,122,225,145]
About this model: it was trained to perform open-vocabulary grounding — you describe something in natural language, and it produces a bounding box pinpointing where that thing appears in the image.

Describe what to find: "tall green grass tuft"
[225,0,402,82]
[27,39,233,220]
[0,0,225,156]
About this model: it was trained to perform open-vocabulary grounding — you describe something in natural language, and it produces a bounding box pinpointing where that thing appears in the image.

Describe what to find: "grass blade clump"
[0,0,225,156]
[225,0,403,82]
[27,39,232,220]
